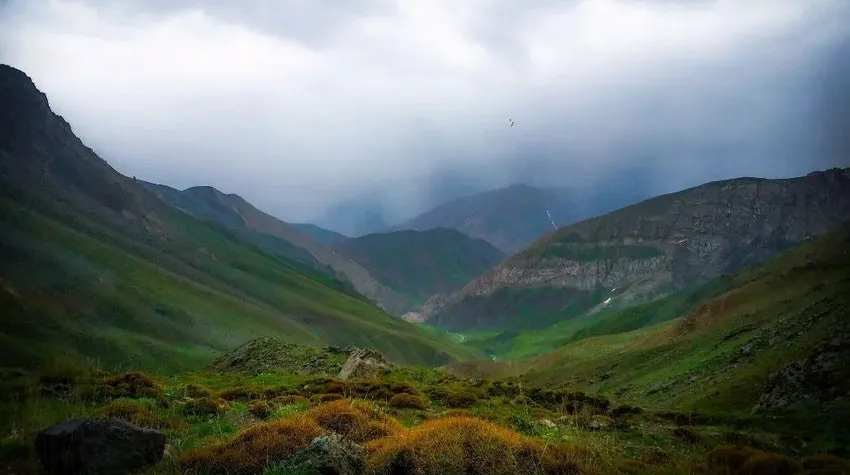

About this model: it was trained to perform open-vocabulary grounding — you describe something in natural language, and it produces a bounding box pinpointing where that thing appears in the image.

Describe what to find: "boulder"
[337,347,388,380]
[280,434,364,475]
[36,418,165,475]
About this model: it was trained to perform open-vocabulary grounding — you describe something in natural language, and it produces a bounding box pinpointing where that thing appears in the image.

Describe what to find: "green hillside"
[449,223,850,419]
[0,64,481,372]
[335,228,505,307]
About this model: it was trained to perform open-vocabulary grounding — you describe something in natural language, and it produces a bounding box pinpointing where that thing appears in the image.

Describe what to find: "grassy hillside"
[0,64,481,372]
[448,224,850,419]
[142,182,410,315]
[335,228,505,307]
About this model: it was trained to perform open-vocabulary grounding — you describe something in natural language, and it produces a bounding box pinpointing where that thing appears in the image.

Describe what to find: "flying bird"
[509,118,515,127]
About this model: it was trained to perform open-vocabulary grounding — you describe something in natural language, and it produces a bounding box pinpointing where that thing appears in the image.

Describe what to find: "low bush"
[97,399,184,430]
[306,399,402,443]
[247,400,273,419]
[389,393,429,410]
[365,416,586,475]
[272,395,307,406]
[183,397,229,417]
[181,417,325,474]
[311,393,344,404]
[442,390,478,409]
[184,384,213,398]
[97,372,164,400]
[390,381,418,395]
[218,386,264,401]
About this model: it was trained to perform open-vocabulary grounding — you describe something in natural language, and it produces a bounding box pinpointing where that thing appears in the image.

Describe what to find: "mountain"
[390,183,650,253]
[0,64,480,371]
[291,222,349,245]
[334,228,506,308]
[411,169,850,331]
[449,222,850,421]
[141,181,410,314]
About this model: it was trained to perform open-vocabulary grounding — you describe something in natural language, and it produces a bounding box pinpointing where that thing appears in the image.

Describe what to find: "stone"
[280,434,364,475]
[337,347,388,380]
[537,419,557,429]
[35,418,166,475]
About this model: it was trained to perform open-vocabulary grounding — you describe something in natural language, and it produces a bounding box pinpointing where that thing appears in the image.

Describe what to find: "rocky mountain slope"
[142,182,409,314]
[334,228,505,307]
[0,63,479,369]
[390,183,649,253]
[413,169,850,330]
[452,222,850,419]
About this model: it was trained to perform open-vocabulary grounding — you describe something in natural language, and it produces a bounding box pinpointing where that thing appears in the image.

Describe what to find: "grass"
[0,194,482,372]
[3,364,847,475]
[335,228,505,307]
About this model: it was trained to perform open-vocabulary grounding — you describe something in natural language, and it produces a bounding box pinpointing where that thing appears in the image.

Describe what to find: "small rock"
[280,433,364,475]
[584,415,613,431]
[36,418,165,475]
[163,443,174,460]
[537,419,557,429]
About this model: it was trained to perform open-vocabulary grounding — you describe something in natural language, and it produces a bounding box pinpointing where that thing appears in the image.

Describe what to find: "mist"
[1,0,848,228]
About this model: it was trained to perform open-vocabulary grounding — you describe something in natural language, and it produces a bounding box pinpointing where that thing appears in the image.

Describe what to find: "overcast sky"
[1,0,849,225]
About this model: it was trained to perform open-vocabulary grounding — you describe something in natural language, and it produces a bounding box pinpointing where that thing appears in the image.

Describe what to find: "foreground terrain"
[2,348,849,475]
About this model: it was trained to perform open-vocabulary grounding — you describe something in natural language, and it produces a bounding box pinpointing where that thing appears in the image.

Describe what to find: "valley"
[1,60,849,475]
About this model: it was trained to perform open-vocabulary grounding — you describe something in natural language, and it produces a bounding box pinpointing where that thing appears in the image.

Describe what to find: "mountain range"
[410,169,850,331]
[386,182,651,253]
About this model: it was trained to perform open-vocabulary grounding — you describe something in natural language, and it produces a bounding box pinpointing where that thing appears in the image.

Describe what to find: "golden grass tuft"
[311,393,345,404]
[389,393,429,410]
[184,384,213,398]
[271,394,307,405]
[247,400,273,419]
[180,417,325,475]
[306,399,402,443]
[182,397,230,417]
[98,372,164,399]
[97,399,186,430]
[365,416,586,475]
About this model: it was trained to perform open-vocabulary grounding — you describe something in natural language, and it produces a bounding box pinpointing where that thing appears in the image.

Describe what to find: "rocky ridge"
[412,169,850,329]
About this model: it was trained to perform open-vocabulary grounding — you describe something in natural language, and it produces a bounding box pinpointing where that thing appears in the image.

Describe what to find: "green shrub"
[443,391,478,409]
[389,393,429,410]
[248,400,273,419]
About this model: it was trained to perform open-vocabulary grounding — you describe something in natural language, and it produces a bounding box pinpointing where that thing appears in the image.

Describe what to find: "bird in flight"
[509,118,515,127]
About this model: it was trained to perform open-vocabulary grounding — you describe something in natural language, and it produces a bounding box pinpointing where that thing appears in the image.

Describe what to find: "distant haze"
[2,0,848,228]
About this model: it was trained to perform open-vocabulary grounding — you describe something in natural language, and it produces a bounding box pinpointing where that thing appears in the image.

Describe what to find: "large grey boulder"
[280,434,364,475]
[36,418,165,475]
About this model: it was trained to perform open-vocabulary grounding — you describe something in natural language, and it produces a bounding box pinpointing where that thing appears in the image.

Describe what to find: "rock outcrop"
[418,169,850,329]
[338,347,390,380]
[35,418,166,475]
[753,331,850,412]
[279,434,365,475]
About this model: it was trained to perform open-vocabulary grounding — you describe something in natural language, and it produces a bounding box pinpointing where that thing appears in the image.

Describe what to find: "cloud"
[1,0,848,226]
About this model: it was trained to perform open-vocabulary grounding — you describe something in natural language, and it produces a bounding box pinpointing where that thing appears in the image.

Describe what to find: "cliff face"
[410,169,850,329]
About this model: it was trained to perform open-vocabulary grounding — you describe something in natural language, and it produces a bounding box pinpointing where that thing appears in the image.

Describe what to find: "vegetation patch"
[389,393,430,410]
[180,417,325,474]
[305,399,402,443]
[209,337,350,376]
[365,416,590,475]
